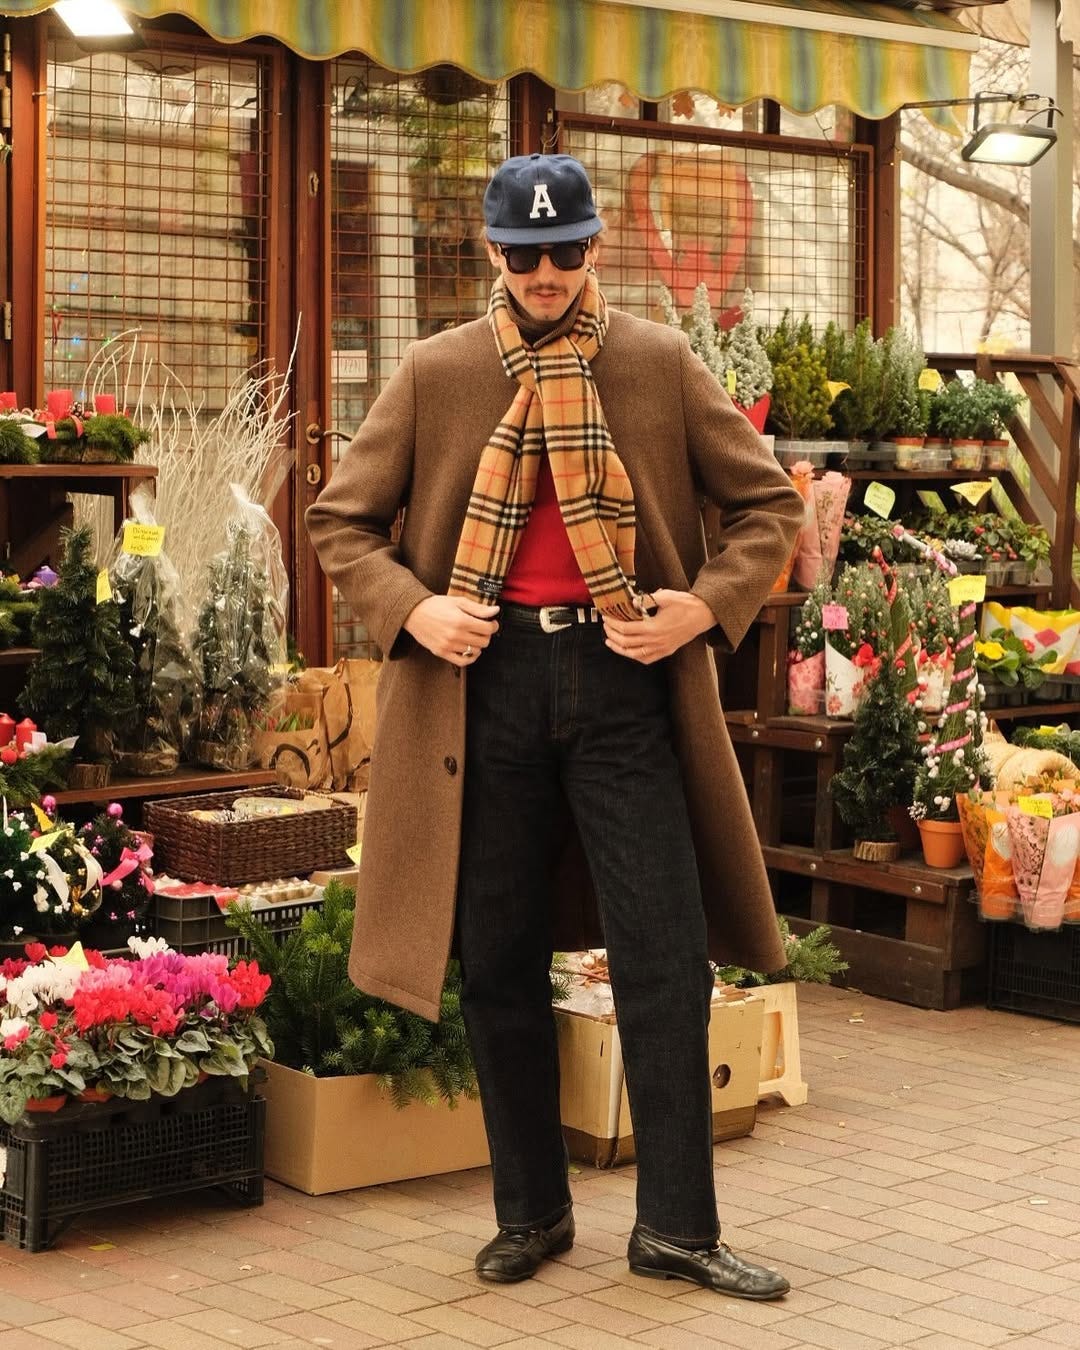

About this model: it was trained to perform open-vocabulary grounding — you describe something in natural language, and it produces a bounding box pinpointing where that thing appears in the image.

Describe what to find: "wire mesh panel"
[561,119,868,334]
[327,60,508,660]
[44,33,269,414]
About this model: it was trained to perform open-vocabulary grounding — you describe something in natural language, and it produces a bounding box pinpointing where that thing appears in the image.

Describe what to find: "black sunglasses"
[498,240,590,274]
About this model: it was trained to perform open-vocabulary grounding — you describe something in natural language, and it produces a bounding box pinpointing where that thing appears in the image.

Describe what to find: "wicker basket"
[145,787,355,885]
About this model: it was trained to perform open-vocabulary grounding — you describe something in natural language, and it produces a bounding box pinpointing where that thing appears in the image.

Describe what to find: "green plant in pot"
[933,379,984,468]
[870,326,927,446]
[766,316,832,441]
[822,318,883,447]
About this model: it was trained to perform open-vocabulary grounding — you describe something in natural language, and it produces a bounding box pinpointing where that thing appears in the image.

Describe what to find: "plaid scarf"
[449,271,645,621]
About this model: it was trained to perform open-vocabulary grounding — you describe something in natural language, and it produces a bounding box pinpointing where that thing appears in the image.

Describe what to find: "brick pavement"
[1,983,1078,1349]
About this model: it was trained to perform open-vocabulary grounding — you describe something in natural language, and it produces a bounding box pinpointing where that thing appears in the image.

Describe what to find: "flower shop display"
[869,326,928,447]
[0,719,71,809]
[822,318,881,449]
[3,388,151,465]
[787,578,829,714]
[225,881,494,1193]
[108,490,201,776]
[766,312,833,444]
[824,563,890,718]
[0,937,272,1123]
[0,810,76,949]
[192,492,287,772]
[1011,724,1080,771]
[792,471,851,589]
[908,571,958,714]
[20,526,136,788]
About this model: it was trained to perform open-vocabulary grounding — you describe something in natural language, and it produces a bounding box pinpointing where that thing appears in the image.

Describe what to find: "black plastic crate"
[149,892,322,956]
[0,1079,265,1251]
[987,923,1080,1024]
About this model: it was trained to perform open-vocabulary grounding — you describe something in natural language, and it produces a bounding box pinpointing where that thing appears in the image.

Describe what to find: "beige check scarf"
[449,271,645,621]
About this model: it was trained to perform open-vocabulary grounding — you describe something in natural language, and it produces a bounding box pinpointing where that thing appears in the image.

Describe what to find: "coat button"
[444,755,458,775]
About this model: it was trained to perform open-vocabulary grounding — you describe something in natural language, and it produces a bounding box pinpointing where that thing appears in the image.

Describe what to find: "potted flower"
[1009,519,1051,584]
[787,578,829,714]
[974,631,1052,707]
[973,381,1024,471]
[908,571,959,714]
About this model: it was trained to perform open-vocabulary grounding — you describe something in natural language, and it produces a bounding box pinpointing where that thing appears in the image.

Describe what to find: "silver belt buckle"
[539,606,572,634]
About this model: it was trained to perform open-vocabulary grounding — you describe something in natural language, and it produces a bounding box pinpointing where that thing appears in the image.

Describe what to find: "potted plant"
[822,318,882,452]
[933,380,984,469]
[766,313,833,454]
[830,643,920,859]
[722,289,773,431]
[1009,519,1051,584]
[227,882,510,1192]
[824,563,891,717]
[973,381,1024,471]
[910,590,990,867]
[870,327,927,463]
[974,631,1054,707]
[908,571,959,715]
[787,578,829,714]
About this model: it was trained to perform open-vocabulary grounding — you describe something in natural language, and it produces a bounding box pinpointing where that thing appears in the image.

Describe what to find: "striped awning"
[1,0,977,119]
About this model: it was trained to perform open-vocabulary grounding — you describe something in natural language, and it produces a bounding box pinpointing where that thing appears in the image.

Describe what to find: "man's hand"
[404,595,500,667]
[603,589,715,664]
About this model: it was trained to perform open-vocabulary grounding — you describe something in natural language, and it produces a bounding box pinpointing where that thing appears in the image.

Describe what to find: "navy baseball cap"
[483,153,602,245]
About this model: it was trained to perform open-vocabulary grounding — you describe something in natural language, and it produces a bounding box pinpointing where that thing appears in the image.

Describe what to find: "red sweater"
[501,453,592,605]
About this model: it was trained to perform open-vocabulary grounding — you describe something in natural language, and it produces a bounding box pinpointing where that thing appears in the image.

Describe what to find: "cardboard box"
[260,1059,490,1195]
[556,996,763,1168]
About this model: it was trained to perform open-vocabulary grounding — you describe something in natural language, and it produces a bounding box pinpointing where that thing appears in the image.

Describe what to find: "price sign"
[121,523,166,557]
[952,481,993,507]
[917,490,947,514]
[948,574,987,605]
[863,481,896,519]
[822,604,849,630]
[725,369,737,396]
[346,843,363,865]
[1018,796,1053,819]
[96,569,112,604]
[918,368,944,391]
[826,380,851,401]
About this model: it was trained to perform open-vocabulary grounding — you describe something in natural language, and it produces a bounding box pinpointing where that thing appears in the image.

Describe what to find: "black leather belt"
[501,601,602,633]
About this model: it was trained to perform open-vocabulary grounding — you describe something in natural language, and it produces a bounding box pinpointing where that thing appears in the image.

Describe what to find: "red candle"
[0,392,17,410]
[93,394,117,414]
[45,389,73,420]
[14,718,37,750]
[0,713,14,747]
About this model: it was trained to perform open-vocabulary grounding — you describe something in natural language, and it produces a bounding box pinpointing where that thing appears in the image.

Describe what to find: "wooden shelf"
[53,766,276,808]
[764,581,1049,610]
[762,843,971,902]
[0,646,39,665]
[983,701,1080,721]
[0,464,157,480]
[845,468,1011,481]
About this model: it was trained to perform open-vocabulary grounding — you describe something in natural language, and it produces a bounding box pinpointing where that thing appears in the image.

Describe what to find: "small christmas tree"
[830,645,920,854]
[20,526,136,769]
[76,802,153,948]
[722,289,773,407]
[192,524,275,771]
[112,549,200,775]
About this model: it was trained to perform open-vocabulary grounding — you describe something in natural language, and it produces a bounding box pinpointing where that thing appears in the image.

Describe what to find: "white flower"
[0,1016,29,1039]
[126,935,172,959]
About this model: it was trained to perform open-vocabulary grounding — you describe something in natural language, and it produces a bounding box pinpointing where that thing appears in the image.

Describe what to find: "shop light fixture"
[906,91,1059,167]
[52,1,134,38]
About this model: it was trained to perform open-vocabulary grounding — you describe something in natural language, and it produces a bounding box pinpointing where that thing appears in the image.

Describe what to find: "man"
[307,153,803,1300]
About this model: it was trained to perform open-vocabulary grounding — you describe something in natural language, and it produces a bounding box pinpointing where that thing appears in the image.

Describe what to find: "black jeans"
[455,610,719,1244]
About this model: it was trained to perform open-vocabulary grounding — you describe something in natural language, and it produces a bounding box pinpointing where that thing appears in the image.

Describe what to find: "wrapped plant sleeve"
[107,485,200,775]
[192,485,289,772]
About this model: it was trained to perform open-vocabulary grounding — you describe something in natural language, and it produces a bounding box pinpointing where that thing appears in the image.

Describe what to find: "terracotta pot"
[77,1086,112,1103]
[917,818,966,869]
[25,1094,66,1113]
[887,805,921,852]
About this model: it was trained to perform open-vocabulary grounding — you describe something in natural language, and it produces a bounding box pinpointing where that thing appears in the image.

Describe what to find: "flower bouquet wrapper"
[812,472,851,581]
[920,652,951,714]
[958,790,1020,921]
[791,465,824,590]
[1005,801,1080,930]
[1007,608,1080,675]
[772,463,814,593]
[787,649,825,715]
[825,642,867,718]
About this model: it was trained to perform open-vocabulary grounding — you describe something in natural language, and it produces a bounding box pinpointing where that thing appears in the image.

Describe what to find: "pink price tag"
[822,604,849,630]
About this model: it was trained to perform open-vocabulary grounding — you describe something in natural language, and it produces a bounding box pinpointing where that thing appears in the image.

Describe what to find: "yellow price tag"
[725,369,737,396]
[1018,796,1053,819]
[826,380,851,401]
[121,523,166,557]
[863,481,896,519]
[918,368,944,392]
[1037,726,1063,735]
[346,843,363,865]
[29,829,62,854]
[952,481,993,507]
[50,941,90,970]
[917,490,947,514]
[948,574,987,605]
[96,569,112,604]
[31,803,54,832]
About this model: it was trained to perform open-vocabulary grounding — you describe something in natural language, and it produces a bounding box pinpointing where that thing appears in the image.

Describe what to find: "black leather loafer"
[628,1224,790,1301]
[475,1208,575,1283]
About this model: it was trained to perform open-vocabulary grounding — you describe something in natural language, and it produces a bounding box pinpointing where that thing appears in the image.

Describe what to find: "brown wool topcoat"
[306,309,804,1020]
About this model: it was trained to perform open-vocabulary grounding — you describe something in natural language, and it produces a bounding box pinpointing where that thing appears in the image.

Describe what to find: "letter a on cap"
[529,184,557,219]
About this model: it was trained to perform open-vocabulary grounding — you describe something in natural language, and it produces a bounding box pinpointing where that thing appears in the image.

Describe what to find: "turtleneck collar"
[507,283,586,349]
